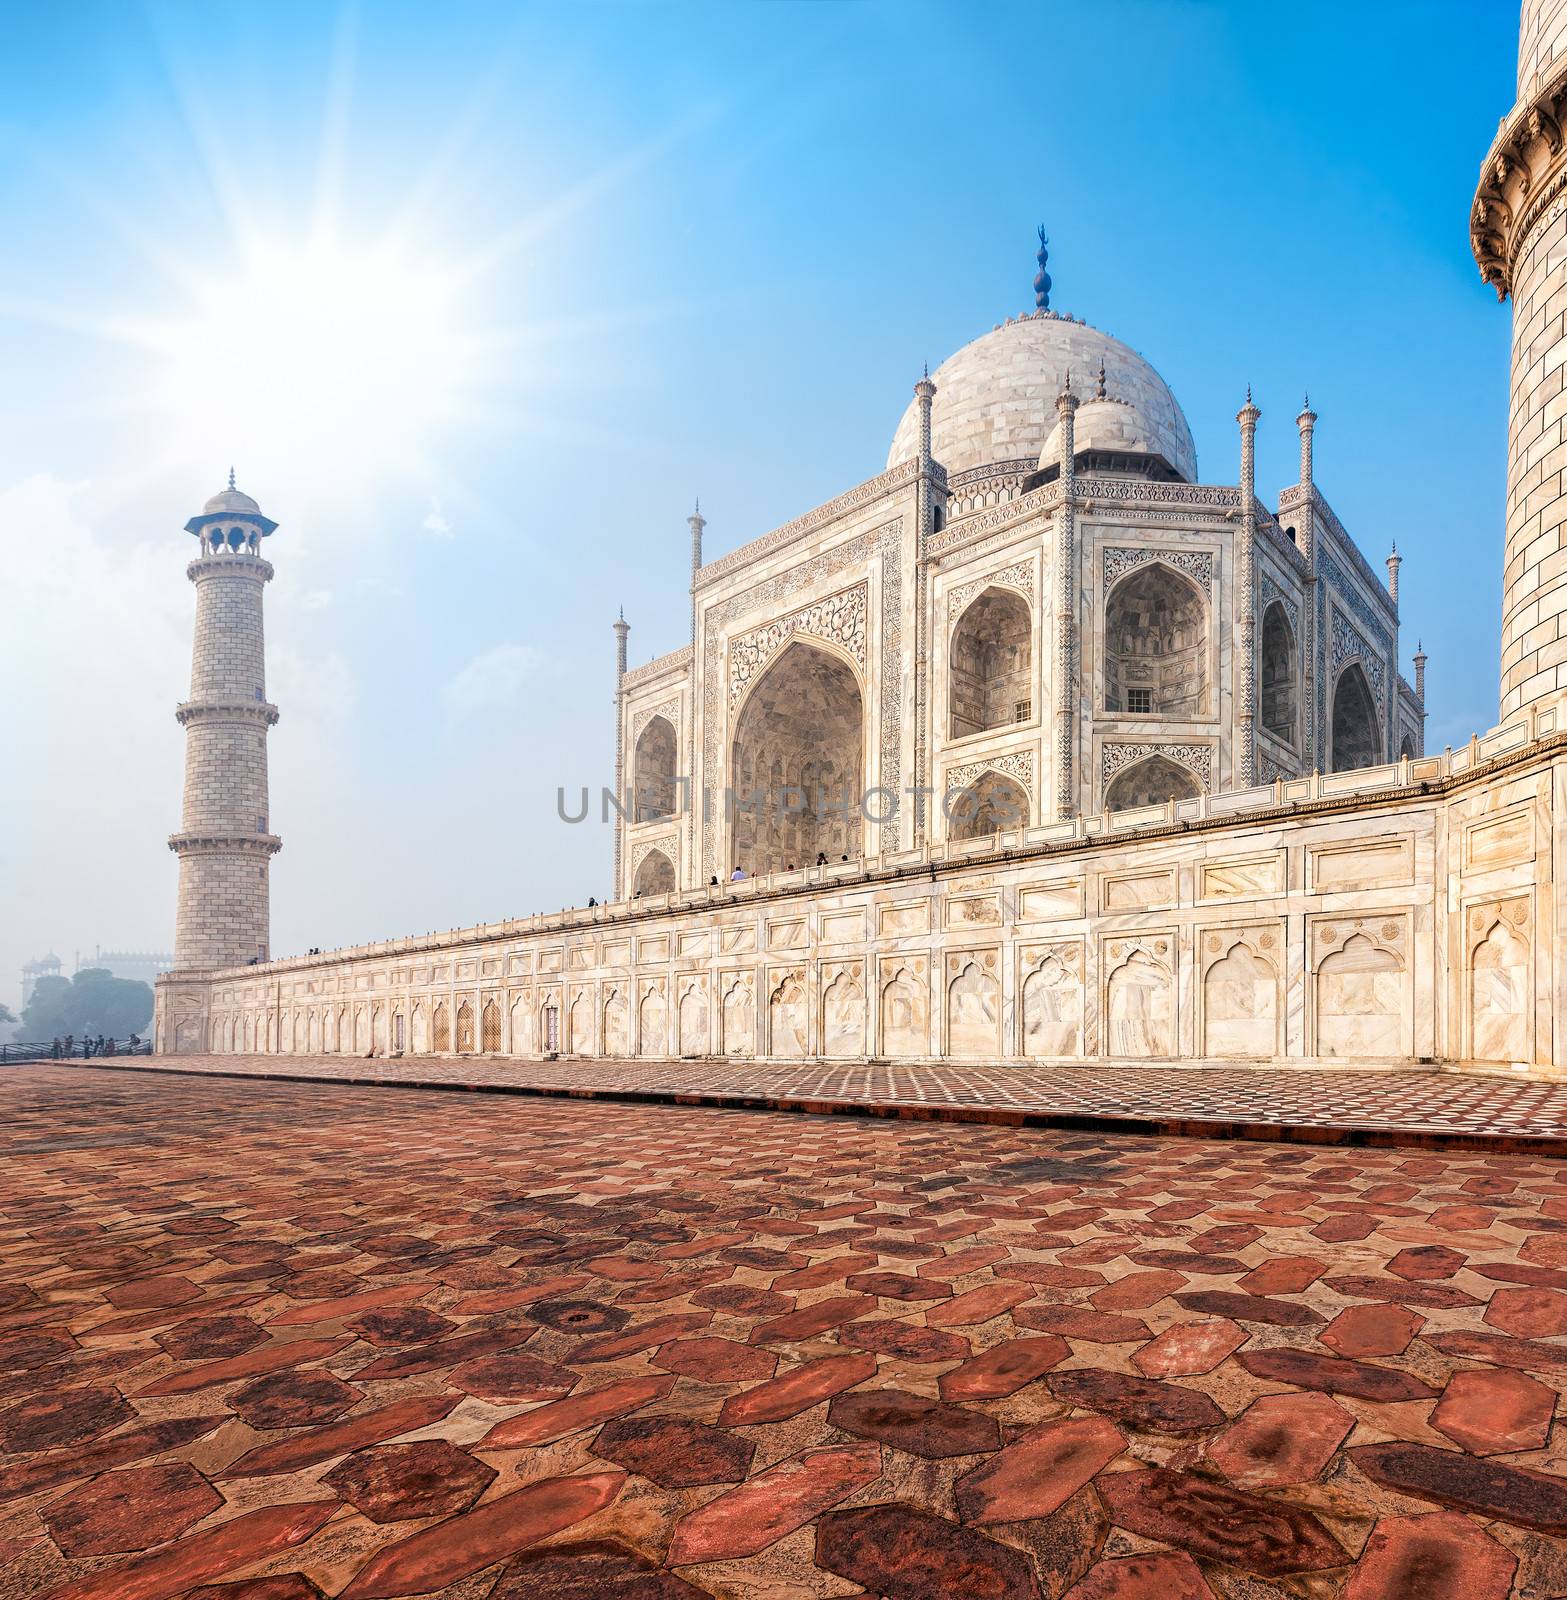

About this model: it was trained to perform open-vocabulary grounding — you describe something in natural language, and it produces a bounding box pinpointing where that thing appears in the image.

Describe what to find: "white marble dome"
[203,486,262,516]
[887,311,1197,483]
[1041,394,1176,471]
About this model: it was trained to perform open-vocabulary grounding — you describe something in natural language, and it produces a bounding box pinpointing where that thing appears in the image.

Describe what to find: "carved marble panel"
[946,950,1001,1058]
[677,976,709,1057]
[638,978,668,1057]
[769,968,809,1058]
[603,985,630,1057]
[1021,942,1084,1057]
[879,956,929,1057]
[1312,916,1407,1058]
[1468,898,1531,1063]
[1103,935,1175,1058]
[822,962,867,1057]
[721,974,755,1056]
[1200,925,1282,1058]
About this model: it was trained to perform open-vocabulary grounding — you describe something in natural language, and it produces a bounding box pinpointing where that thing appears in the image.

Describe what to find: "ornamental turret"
[169,473,281,970]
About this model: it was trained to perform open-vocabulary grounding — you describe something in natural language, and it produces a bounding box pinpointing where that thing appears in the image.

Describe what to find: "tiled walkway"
[75,1051,1567,1155]
[4,1064,1567,1597]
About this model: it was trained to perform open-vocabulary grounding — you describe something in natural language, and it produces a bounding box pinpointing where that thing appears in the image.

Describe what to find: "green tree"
[22,969,153,1039]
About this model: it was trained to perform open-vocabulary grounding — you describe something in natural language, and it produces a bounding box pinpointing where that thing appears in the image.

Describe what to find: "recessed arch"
[634,715,678,822]
[729,638,864,876]
[947,770,1029,840]
[949,586,1032,737]
[634,848,676,896]
[1105,753,1202,812]
[1104,562,1209,717]
[1331,662,1381,772]
[1260,602,1299,749]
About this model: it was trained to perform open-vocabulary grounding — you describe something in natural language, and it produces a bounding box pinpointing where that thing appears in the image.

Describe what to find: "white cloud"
[422,497,454,538]
[301,589,332,609]
[443,641,544,717]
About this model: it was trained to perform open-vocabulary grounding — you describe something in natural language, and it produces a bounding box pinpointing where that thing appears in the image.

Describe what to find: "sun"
[142,234,477,491]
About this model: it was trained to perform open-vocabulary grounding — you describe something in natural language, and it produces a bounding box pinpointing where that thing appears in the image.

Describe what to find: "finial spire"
[1033,226,1051,311]
[227,466,236,491]
[1096,359,1106,400]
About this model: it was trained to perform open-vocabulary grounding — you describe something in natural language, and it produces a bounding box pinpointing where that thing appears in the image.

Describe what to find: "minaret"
[687,503,704,884]
[1472,3,1567,725]
[1236,388,1260,787]
[170,473,281,970]
[612,609,630,897]
[1386,543,1402,606]
[913,365,938,841]
[1055,373,1079,818]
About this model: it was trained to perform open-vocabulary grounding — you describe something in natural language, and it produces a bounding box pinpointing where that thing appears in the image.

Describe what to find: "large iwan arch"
[1104,563,1209,716]
[729,639,863,876]
[1260,602,1299,749]
[1331,662,1380,771]
[634,715,678,822]
[949,586,1032,737]
[1106,753,1202,812]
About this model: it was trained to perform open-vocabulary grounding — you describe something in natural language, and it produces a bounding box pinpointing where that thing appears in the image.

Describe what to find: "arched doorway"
[1331,663,1380,771]
[730,640,863,876]
[1260,603,1298,748]
[1104,564,1209,716]
[947,771,1029,840]
[635,715,678,822]
[634,849,675,895]
[1105,754,1202,812]
[949,587,1032,737]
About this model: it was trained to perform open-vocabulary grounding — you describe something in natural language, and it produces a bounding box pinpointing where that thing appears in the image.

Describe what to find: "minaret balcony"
[175,699,280,727]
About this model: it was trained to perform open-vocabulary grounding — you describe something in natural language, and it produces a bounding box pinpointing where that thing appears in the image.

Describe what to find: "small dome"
[888,311,1197,483]
[1041,395,1173,471]
[203,486,261,516]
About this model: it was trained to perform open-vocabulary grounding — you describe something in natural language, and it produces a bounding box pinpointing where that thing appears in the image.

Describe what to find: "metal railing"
[0,1038,153,1064]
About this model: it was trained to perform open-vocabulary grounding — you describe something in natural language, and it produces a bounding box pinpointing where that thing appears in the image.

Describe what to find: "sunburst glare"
[131,233,476,490]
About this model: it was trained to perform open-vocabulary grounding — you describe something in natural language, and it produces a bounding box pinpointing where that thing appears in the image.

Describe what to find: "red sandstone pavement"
[73,1051,1567,1155]
[6,1064,1567,1597]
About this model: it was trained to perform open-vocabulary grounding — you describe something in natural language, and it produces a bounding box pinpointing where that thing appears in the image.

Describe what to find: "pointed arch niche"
[1104,562,1209,717]
[1105,753,1202,812]
[729,639,864,876]
[948,770,1030,840]
[1331,663,1380,772]
[949,586,1032,738]
[634,715,678,822]
[1260,602,1299,749]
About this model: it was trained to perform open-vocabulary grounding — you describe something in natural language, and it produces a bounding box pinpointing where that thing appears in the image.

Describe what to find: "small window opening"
[1127,687,1153,714]
[1013,699,1031,723]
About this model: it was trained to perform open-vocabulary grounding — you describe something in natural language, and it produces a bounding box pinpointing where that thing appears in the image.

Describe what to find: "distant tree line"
[21,969,153,1040]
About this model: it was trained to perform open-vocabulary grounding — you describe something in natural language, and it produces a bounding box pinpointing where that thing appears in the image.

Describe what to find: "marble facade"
[158,2,1567,1077]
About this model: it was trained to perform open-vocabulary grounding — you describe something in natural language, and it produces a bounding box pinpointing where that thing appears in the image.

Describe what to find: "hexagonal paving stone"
[1319,1303,1424,1358]
[449,1352,578,1400]
[156,1316,269,1362]
[41,1461,222,1556]
[347,1308,455,1345]
[324,1439,497,1523]
[1485,1286,1567,1337]
[230,1368,363,1430]
[1046,1369,1224,1433]
[1205,1393,1354,1487]
[1431,1368,1556,1455]
[490,1541,712,1597]
[1132,1319,1246,1378]
[1341,1511,1516,1600]
[0,1385,133,1452]
[816,1503,1039,1599]
[529,1300,630,1335]
[187,1578,327,1599]
[828,1387,1000,1458]
[594,1415,753,1487]
[1388,1245,1465,1280]
[652,1336,776,1383]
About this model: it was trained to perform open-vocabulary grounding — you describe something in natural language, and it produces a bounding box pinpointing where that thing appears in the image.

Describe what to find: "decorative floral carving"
[944,749,1036,799]
[631,698,680,743]
[946,561,1035,618]
[630,835,677,877]
[1102,545,1214,598]
[727,583,868,708]
[1100,741,1213,787]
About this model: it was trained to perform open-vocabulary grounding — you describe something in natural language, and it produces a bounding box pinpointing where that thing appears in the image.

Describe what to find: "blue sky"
[0,0,1519,1004]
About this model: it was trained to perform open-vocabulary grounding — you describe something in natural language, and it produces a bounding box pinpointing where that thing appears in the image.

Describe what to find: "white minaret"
[169,473,281,970]
[1473,2,1567,726]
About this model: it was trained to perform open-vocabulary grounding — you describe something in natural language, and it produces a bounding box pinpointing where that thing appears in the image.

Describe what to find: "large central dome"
[887,310,1197,483]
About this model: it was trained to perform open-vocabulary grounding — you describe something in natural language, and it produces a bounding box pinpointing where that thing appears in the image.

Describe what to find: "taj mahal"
[157,3,1567,1076]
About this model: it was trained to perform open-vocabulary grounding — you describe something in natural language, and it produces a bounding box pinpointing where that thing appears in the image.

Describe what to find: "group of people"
[50,1034,140,1059]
